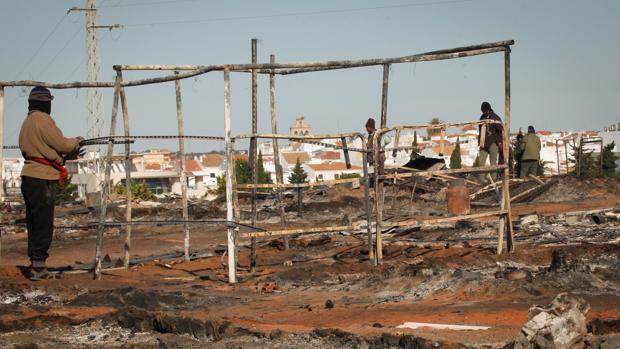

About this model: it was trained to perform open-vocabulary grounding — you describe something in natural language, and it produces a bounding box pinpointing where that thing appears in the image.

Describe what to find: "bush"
[449,138,462,169]
[288,159,308,184]
[113,180,154,201]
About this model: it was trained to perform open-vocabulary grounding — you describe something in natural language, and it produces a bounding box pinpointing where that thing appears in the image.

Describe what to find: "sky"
[1,0,619,154]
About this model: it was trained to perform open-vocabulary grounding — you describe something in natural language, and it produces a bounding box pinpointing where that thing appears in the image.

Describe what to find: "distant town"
[3,116,619,201]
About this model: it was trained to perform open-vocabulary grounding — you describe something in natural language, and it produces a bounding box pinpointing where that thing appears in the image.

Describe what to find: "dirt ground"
[1,176,619,348]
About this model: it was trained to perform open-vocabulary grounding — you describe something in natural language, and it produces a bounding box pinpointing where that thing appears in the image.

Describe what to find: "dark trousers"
[21,176,56,264]
[520,160,539,178]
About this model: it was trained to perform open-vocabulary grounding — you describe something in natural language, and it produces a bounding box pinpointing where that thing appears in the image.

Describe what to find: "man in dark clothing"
[19,86,83,280]
[519,125,542,178]
[477,102,504,181]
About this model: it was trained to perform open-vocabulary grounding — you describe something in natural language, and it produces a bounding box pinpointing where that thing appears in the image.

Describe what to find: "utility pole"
[68,1,121,146]
[68,1,121,200]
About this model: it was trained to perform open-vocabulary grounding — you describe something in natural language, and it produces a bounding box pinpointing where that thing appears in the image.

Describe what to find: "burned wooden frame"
[0,39,515,283]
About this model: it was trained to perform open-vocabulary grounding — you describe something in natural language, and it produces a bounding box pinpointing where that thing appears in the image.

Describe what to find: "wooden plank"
[388,210,508,228]
[380,165,506,180]
[237,177,359,189]
[242,224,361,238]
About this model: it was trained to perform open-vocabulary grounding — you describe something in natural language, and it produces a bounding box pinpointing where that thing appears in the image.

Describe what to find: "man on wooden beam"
[19,86,83,281]
[477,101,504,181]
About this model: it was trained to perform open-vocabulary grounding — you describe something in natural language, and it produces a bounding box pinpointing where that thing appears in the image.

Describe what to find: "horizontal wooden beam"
[242,224,361,238]
[233,132,363,141]
[237,177,359,189]
[380,165,506,180]
[387,210,508,228]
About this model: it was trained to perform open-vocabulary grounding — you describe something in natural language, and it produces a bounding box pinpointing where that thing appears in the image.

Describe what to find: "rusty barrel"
[446,178,470,215]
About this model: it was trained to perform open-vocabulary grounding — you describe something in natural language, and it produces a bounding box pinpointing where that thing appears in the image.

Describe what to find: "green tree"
[55,176,78,205]
[449,138,462,169]
[571,143,598,178]
[426,118,442,138]
[288,158,308,184]
[410,131,420,160]
[603,142,619,177]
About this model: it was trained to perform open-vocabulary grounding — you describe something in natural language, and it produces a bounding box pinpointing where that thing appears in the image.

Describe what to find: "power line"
[11,13,68,80]
[37,25,83,78]
[99,0,199,8]
[124,0,473,27]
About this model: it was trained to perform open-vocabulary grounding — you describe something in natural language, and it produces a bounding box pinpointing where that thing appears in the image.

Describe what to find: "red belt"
[26,157,68,185]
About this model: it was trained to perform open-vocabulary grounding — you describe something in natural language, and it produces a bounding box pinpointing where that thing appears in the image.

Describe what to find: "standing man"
[478,102,504,181]
[19,86,83,280]
[520,125,542,178]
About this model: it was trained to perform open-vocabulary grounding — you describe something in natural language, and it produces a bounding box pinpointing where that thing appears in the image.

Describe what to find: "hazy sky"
[1,0,619,154]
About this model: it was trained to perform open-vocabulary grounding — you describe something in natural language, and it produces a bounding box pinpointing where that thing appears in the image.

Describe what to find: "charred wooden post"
[119,72,133,268]
[270,54,289,250]
[440,127,446,155]
[342,137,351,169]
[174,74,190,261]
[0,86,4,202]
[362,148,374,264]
[498,48,515,253]
[297,188,303,217]
[224,68,237,283]
[373,131,385,264]
[392,129,400,158]
[249,39,259,271]
[556,140,561,174]
[578,138,583,177]
[95,72,122,279]
[380,64,390,129]
[564,141,569,174]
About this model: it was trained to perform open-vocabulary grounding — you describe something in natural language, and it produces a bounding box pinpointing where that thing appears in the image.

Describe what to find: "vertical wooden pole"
[224,68,237,283]
[380,64,390,129]
[269,54,289,250]
[440,127,446,155]
[373,132,384,264]
[119,72,132,268]
[564,141,569,174]
[249,38,258,271]
[362,149,374,264]
[555,140,560,174]
[297,187,303,216]
[0,86,4,203]
[174,74,190,261]
[578,138,583,177]
[498,48,515,254]
[392,129,400,159]
[95,71,122,279]
[342,137,351,169]
[599,140,603,176]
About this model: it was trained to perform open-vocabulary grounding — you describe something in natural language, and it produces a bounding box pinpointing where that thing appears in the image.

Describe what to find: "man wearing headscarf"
[478,102,504,181]
[19,86,83,280]
[519,125,542,178]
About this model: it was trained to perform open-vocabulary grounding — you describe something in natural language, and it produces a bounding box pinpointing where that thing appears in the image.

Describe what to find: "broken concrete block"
[515,293,589,349]
[521,214,539,226]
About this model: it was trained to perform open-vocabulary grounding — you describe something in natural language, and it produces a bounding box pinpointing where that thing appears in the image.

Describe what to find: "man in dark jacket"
[19,86,83,280]
[519,125,541,178]
[477,102,504,181]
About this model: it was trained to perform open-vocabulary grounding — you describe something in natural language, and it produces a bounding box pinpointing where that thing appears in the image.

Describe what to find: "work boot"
[27,266,55,281]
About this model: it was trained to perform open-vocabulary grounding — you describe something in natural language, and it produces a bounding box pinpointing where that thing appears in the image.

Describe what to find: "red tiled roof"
[234,153,249,162]
[145,163,161,171]
[316,151,340,160]
[185,159,203,172]
[202,154,223,167]
[282,152,311,164]
[462,125,477,131]
[536,130,552,136]
[307,162,361,171]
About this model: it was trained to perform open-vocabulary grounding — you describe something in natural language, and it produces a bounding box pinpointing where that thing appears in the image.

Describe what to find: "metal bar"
[223,69,236,284]
[174,75,190,261]
[119,71,132,268]
[94,71,121,279]
[249,39,258,271]
[269,54,289,250]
